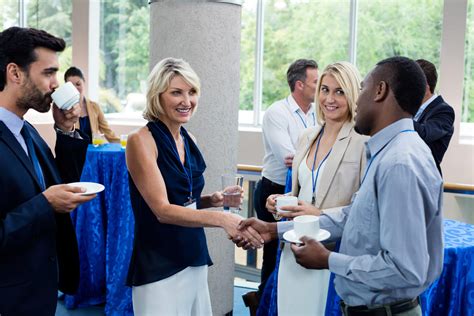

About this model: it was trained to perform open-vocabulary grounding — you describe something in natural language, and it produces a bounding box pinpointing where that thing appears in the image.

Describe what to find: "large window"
[240,0,350,126]
[262,0,349,110]
[239,0,257,124]
[463,0,473,123]
[99,0,149,114]
[0,0,18,29]
[356,0,443,76]
[240,0,445,126]
[25,0,73,79]
[0,0,73,76]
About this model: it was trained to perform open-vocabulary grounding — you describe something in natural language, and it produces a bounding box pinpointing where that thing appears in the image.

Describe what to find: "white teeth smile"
[325,105,338,111]
[176,108,191,113]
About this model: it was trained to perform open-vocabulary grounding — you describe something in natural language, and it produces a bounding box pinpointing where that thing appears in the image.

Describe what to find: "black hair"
[376,56,427,116]
[0,27,65,91]
[64,66,85,82]
[416,59,438,94]
[287,59,318,92]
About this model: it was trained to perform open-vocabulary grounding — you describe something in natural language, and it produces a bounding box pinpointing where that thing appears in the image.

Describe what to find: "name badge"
[184,198,197,210]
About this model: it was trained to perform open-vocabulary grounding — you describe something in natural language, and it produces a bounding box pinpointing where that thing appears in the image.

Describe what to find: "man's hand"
[43,184,97,213]
[222,214,264,249]
[284,153,294,167]
[290,236,330,269]
[231,217,277,249]
[279,200,321,218]
[52,103,80,132]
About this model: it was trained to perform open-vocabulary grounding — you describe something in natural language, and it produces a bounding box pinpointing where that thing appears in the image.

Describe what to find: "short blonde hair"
[315,61,361,125]
[143,57,201,122]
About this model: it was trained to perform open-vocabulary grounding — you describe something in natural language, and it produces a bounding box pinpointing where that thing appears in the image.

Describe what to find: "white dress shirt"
[0,107,28,155]
[261,95,317,185]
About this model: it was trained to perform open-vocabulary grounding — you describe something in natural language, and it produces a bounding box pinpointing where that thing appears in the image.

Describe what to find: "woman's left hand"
[209,190,224,207]
[279,200,321,218]
[209,186,244,208]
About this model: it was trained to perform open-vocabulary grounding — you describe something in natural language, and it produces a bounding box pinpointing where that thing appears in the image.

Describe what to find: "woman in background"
[263,61,368,316]
[125,57,262,315]
[64,66,119,143]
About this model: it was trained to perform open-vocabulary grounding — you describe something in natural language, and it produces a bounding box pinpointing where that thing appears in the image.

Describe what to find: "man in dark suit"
[414,59,455,174]
[0,27,97,315]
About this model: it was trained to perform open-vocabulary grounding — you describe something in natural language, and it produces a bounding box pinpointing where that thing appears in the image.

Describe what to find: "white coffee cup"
[51,82,80,110]
[293,215,320,239]
[276,195,298,213]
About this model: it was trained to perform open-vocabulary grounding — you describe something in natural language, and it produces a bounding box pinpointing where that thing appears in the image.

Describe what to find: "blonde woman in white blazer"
[265,62,368,316]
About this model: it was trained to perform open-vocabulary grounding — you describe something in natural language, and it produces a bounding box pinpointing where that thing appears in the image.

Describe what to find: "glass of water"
[221,174,244,213]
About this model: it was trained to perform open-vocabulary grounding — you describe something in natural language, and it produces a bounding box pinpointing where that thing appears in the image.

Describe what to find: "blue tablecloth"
[65,143,134,315]
[260,219,474,316]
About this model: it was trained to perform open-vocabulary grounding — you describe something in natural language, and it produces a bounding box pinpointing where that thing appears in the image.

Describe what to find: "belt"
[340,298,419,316]
[261,177,285,190]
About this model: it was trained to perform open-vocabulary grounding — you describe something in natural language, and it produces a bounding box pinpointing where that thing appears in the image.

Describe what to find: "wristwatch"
[54,125,76,137]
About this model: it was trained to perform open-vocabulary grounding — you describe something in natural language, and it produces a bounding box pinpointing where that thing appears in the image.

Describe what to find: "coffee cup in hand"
[276,195,298,213]
[294,215,320,240]
[51,82,80,110]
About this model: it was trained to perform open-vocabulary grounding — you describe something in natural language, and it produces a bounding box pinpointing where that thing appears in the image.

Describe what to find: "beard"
[17,77,53,113]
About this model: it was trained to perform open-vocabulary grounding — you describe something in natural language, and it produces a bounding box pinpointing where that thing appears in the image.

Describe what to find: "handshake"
[227,217,278,250]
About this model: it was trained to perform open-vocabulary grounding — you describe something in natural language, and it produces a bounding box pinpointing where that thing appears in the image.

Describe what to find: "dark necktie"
[21,125,46,190]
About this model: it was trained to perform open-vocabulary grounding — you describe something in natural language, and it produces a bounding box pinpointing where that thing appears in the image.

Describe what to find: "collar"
[286,94,315,115]
[414,94,438,121]
[366,118,414,159]
[0,106,25,137]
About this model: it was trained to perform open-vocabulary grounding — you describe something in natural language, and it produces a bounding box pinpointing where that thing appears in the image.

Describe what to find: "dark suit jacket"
[0,121,88,315]
[414,95,455,174]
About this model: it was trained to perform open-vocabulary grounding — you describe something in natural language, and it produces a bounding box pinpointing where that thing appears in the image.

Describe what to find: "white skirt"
[278,245,330,316]
[132,265,212,316]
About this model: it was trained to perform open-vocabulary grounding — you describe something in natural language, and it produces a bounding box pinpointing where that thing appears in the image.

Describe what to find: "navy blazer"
[0,121,88,315]
[414,95,455,174]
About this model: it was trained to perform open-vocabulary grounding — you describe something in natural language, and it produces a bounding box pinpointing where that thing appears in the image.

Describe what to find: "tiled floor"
[56,283,256,315]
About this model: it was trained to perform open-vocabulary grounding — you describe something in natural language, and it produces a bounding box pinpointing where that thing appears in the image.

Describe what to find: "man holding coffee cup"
[0,27,96,315]
[239,57,443,316]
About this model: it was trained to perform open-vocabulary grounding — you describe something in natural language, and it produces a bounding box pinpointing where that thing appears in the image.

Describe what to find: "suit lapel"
[0,121,44,189]
[418,95,442,122]
[291,126,322,196]
[314,121,353,208]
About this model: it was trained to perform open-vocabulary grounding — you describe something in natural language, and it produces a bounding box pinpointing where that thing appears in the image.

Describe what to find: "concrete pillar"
[150,1,242,315]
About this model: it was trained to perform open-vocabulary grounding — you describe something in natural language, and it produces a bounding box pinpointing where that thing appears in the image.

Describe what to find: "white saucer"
[67,182,105,195]
[283,229,330,244]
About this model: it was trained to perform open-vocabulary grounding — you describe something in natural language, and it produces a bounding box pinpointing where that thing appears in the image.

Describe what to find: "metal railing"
[234,164,474,282]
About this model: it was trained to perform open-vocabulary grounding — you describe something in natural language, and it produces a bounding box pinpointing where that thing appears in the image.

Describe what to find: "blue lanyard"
[361,129,416,185]
[287,97,315,128]
[154,123,194,200]
[311,127,332,204]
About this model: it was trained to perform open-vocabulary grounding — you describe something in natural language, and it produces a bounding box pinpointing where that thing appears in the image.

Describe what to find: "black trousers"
[253,177,286,298]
